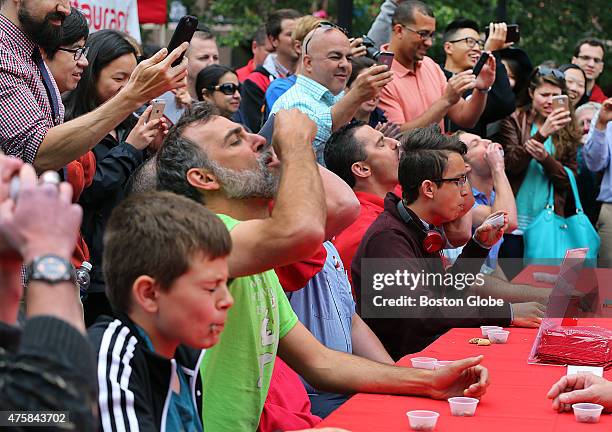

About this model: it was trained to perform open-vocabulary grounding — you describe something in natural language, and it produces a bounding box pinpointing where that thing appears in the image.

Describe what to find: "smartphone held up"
[167,15,199,67]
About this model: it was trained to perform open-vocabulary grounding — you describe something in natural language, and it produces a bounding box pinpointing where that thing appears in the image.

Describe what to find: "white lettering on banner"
[70,0,141,43]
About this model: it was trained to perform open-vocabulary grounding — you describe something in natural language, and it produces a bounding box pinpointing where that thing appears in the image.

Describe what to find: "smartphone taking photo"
[147,99,166,123]
[167,15,199,67]
[377,52,394,69]
[484,24,520,43]
[552,95,569,112]
[472,52,490,77]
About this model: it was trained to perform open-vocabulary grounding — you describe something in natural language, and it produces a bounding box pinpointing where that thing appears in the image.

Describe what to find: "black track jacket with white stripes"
[88,314,205,432]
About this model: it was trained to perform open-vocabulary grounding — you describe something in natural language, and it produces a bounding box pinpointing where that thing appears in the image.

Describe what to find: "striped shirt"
[0,14,63,164]
[270,74,343,165]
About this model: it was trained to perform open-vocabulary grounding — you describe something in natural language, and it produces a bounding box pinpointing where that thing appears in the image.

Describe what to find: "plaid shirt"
[270,75,343,165]
[0,14,64,164]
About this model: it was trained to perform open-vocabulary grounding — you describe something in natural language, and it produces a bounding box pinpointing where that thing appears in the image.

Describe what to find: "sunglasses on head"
[533,66,565,81]
[303,21,349,55]
[209,83,241,95]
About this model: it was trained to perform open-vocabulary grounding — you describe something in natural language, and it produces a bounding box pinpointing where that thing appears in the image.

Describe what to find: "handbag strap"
[563,166,585,214]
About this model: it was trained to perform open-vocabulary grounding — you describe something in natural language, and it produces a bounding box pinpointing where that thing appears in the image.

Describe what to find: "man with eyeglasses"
[572,38,608,103]
[352,125,542,359]
[0,0,188,172]
[378,1,496,134]
[441,19,515,138]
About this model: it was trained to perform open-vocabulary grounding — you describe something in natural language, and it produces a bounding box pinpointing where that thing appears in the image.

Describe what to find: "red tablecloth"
[318,266,612,431]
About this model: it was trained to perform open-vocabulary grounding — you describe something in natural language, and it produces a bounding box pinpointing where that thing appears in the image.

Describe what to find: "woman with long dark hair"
[64,29,165,325]
[559,63,589,108]
[495,67,581,270]
[195,64,245,124]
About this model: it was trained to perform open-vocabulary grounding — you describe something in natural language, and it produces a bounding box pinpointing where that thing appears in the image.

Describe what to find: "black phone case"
[168,15,199,67]
[472,53,489,77]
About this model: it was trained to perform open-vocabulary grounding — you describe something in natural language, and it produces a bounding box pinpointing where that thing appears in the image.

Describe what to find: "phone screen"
[378,52,394,69]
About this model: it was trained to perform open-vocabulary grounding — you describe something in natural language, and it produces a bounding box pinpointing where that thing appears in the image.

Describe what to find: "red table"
[318,267,612,431]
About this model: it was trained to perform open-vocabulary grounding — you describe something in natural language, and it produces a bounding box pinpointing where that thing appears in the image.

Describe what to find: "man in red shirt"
[572,38,608,103]
[327,121,474,287]
[236,25,271,82]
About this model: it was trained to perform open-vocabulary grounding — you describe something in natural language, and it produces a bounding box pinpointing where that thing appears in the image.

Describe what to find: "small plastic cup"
[573,403,604,423]
[434,360,454,369]
[487,330,510,344]
[448,397,479,417]
[481,325,502,337]
[406,410,439,431]
[410,357,437,370]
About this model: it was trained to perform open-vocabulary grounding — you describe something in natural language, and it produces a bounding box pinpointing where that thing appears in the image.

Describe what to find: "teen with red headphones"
[352,126,541,360]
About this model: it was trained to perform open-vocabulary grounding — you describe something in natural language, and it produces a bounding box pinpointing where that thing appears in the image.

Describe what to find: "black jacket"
[79,120,145,294]
[0,317,98,431]
[442,51,516,138]
[88,314,204,432]
[352,193,512,359]
[239,65,274,132]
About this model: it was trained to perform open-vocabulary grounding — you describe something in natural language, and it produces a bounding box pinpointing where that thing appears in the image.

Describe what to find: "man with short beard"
[156,102,499,432]
[0,0,188,172]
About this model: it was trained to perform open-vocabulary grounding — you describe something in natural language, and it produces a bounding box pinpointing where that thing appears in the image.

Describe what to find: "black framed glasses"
[432,174,469,188]
[400,25,436,42]
[209,83,241,95]
[447,37,484,49]
[57,46,89,61]
[534,66,565,81]
[303,21,349,55]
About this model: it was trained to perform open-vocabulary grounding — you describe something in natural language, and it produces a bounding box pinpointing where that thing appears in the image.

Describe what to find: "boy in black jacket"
[88,191,234,431]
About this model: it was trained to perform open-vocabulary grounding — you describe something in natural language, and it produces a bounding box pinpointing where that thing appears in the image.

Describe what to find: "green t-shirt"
[200,214,299,431]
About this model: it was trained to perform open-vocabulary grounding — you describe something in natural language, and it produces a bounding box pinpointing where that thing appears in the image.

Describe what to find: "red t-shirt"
[590,84,609,104]
[332,191,386,290]
[236,58,255,83]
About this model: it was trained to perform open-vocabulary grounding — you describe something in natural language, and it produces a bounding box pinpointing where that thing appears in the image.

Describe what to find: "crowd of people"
[0,0,610,431]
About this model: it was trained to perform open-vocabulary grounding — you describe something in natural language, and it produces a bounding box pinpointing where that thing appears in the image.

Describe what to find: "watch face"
[35,256,70,281]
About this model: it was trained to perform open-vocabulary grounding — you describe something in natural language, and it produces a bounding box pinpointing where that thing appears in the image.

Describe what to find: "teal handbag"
[523,167,600,263]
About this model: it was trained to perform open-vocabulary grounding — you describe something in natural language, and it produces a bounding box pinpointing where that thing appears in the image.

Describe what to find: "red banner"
[138,0,167,24]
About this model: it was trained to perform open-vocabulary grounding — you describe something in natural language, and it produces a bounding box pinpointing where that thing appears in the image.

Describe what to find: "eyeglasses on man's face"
[400,24,436,42]
[448,37,484,50]
[57,46,89,61]
[576,55,604,65]
[432,174,469,188]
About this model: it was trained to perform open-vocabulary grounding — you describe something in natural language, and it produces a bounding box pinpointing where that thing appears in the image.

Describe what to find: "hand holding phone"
[167,15,199,67]
[485,24,520,43]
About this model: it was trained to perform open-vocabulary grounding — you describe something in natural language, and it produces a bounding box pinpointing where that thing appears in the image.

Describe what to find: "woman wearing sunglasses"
[196,65,245,125]
[494,66,581,271]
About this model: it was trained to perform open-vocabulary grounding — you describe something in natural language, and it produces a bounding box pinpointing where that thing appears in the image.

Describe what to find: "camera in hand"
[361,36,383,61]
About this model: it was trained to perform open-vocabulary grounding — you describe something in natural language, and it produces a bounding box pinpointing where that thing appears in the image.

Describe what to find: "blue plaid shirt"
[270,75,344,165]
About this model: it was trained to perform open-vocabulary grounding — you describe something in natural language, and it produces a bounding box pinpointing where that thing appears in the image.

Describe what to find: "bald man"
[271,24,393,164]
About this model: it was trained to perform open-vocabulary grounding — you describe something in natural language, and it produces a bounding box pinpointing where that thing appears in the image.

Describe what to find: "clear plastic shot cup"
[434,360,454,369]
[572,403,604,423]
[481,325,502,337]
[487,330,510,343]
[410,357,437,370]
[448,397,479,416]
[406,410,439,431]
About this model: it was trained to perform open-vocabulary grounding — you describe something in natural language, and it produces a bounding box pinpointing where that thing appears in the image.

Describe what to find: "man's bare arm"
[227,110,326,278]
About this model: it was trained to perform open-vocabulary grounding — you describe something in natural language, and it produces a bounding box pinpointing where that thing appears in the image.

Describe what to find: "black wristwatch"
[25,254,76,284]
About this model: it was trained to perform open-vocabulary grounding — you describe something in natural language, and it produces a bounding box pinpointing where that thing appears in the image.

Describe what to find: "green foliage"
[173,0,611,86]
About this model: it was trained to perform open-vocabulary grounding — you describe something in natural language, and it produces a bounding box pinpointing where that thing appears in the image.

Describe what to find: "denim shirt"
[288,241,355,393]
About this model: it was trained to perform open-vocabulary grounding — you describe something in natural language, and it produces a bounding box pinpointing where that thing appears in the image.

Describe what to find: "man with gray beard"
[156,101,497,431]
